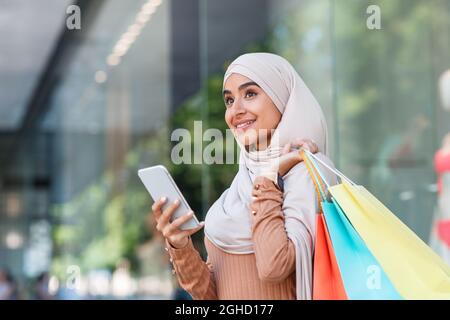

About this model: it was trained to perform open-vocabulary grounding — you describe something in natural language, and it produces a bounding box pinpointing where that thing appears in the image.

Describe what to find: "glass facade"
[0,0,449,299]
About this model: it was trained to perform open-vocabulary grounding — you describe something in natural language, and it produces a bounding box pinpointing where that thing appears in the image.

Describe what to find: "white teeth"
[236,120,254,128]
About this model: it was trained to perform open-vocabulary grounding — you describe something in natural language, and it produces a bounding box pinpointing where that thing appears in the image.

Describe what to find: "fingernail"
[174,199,180,204]
[188,211,193,216]
[161,197,166,202]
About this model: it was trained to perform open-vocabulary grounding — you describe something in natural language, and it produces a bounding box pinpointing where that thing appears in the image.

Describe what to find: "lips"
[235,119,255,130]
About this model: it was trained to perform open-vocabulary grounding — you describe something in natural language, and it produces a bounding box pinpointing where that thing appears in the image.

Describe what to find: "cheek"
[244,96,266,118]
[266,112,280,129]
[224,110,232,128]
[251,98,273,125]
[254,107,280,131]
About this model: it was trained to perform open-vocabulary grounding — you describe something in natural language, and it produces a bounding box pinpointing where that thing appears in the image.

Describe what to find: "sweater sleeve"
[249,176,297,283]
[165,237,218,300]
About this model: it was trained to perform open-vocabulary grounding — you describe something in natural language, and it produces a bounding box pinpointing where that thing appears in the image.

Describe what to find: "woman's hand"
[152,197,205,249]
[275,138,319,177]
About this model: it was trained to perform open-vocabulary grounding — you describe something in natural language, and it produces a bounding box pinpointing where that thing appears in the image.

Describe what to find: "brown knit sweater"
[165,176,297,299]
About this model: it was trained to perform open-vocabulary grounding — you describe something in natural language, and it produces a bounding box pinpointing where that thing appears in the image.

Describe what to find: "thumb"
[298,141,311,152]
[187,221,205,236]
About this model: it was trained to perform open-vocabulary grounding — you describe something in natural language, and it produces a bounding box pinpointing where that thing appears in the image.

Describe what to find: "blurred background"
[0,0,450,299]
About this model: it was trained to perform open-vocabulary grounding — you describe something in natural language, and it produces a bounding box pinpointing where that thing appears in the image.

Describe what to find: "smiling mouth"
[235,120,256,130]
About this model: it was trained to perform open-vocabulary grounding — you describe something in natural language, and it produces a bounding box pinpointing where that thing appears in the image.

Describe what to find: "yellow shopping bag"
[329,181,450,299]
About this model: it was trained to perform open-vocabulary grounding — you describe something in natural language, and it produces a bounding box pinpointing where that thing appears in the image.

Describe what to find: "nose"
[230,97,246,117]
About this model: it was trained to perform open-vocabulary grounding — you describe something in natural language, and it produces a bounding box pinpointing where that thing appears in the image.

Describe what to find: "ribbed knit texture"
[166,176,297,300]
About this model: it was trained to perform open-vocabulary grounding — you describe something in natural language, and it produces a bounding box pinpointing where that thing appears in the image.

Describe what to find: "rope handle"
[303,151,327,199]
[300,150,327,213]
[303,149,357,186]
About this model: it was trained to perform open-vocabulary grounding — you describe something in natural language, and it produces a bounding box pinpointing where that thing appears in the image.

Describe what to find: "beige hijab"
[204,52,337,300]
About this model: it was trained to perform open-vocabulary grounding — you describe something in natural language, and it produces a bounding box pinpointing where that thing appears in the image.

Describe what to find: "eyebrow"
[222,81,260,96]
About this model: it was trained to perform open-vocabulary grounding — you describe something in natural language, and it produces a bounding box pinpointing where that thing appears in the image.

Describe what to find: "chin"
[237,135,257,148]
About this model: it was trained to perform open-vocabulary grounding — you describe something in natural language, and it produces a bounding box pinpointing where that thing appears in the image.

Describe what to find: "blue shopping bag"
[321,200,402,299]
[302,150,402,299]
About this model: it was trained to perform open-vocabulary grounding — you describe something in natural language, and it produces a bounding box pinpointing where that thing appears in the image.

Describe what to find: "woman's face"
[223,73,282,150]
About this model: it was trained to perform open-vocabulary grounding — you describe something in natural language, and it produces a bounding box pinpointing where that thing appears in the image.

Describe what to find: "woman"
[151,53,337,299]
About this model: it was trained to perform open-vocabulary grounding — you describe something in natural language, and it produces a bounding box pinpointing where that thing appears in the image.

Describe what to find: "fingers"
[151,196,167,220]
[293,138,306,145]
[309,141,319,153]
[300,141,312,152]
[281,139,318,155]
[165,220,205,245]
[281,142,291,155]
[153,198,205,247]
[167,210,194,233]
[180,221,205,237]
[291,138,319,153]
[290,138,307,151]
[156,199,180,230]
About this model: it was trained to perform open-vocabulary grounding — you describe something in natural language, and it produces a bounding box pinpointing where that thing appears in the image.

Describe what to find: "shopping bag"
[322,201,403,299]
[302,151,401,299]
[327,171,450,299]
[313,213,348,300]
[304,153,347,300]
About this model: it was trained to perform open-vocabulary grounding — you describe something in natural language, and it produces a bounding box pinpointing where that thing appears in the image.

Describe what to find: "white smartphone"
[138,165,200,230]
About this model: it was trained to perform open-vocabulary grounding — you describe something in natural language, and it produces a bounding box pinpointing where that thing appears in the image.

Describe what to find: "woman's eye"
[245,91,257,98]
[224,97,233,106]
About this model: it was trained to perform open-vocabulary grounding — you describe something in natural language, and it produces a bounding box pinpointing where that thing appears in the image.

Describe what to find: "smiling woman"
[151,52,337,300]
[1,0,448,302]
[223,74,282,151]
